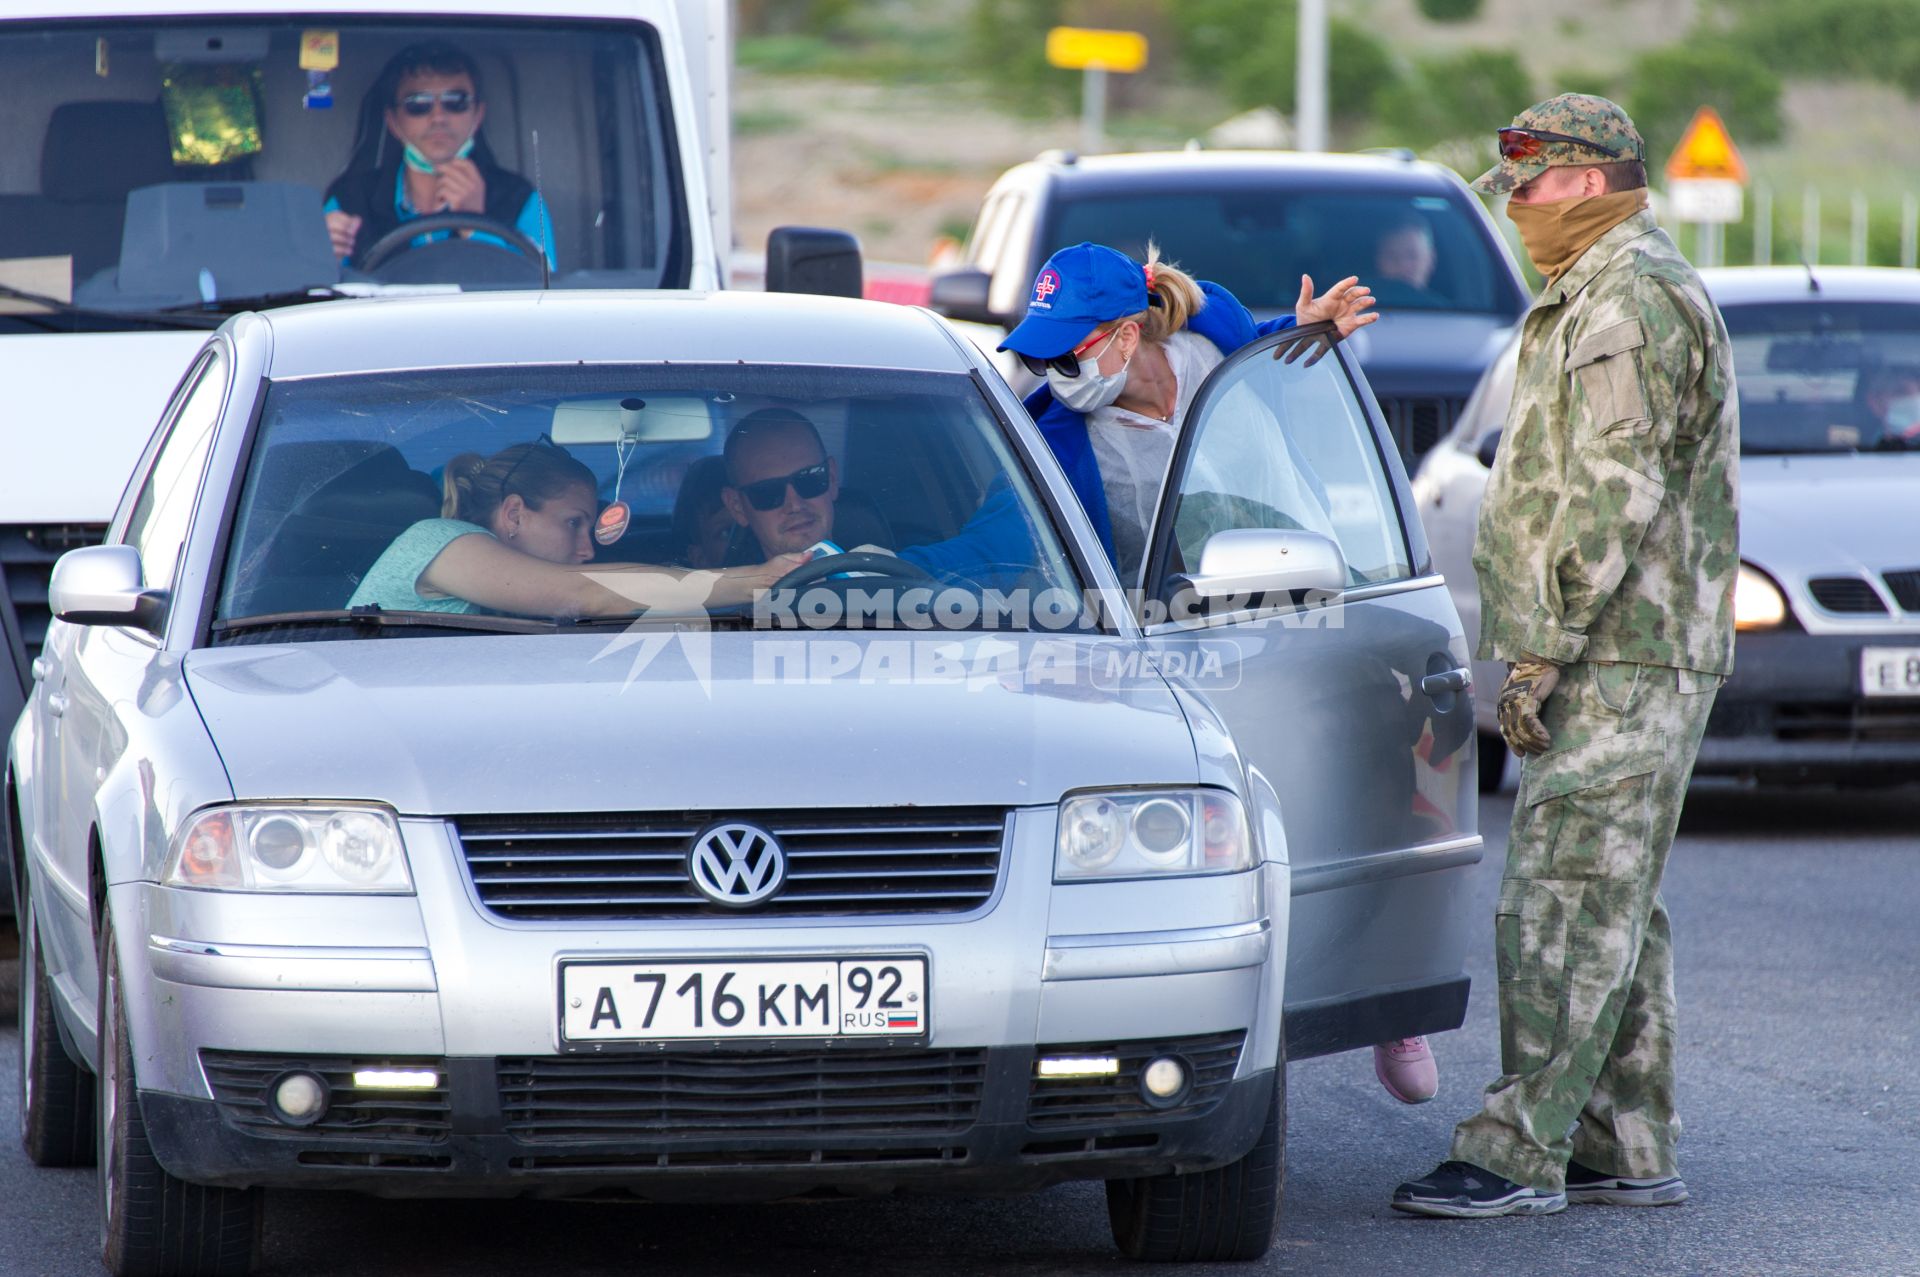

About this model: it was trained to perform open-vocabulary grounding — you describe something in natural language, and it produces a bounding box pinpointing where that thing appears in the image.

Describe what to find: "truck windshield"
[0,17,687,334]
[1043,186,1521,318]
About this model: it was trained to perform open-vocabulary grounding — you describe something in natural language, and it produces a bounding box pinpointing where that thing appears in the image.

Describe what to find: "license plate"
[1860,646,1920,698]
[560,958,928,1044]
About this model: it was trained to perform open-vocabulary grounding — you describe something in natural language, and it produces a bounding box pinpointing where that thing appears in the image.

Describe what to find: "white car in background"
[1415,267,1920,790]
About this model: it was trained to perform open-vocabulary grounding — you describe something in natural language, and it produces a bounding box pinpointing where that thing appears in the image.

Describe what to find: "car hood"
[1739,453,1920,575]
[1,331,206,522]
[183,633,1199,814]
[1249,307,1517,399]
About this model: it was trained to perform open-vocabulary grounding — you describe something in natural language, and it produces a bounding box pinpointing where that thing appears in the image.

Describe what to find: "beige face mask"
[1507,188,1649,284]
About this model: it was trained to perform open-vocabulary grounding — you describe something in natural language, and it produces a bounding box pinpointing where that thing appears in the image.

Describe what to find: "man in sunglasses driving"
[1392,94,1738,1222]
[718,408,1035,590]
[323,42,555,270]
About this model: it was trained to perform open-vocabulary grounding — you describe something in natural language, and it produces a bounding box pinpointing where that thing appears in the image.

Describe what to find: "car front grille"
[1883,568,1920,613]
[452,808,1007,921]
[1025,1031,1245,1130]
[1773,701,1920,743]
[1807,576,1889,614]
[0,523,106,670]
[200,1051,451,1142]
[1377,397,1466,467]
[496,1048,988,1143]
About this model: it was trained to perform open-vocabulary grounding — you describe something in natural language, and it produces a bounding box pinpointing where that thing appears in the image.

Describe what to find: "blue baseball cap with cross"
[997,242,1148,360]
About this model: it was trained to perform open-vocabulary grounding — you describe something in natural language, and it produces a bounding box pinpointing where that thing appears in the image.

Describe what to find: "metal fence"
[1681,186,1920,269]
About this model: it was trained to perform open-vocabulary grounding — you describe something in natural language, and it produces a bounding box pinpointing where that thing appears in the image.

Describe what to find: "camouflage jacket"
[1474,208,1739,673]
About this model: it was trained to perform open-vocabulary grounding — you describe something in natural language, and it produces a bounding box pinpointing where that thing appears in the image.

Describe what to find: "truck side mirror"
[1475,428,1503,469]
[765,227,862,299]
[928,267,1000,325]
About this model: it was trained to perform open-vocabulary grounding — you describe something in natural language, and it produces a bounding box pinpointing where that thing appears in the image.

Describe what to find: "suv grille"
[1026,1031,1245,1129]
[200,1051,450,1142]
[1378,397,1465,467]
[0,524,106,669]
[1807,576,1888,614]
[497,1048,987,1142]
[1883,568,1920,613]
[453,808,1007,921]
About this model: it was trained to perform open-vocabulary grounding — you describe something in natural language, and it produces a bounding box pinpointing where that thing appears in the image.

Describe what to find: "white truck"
[0,1,856,929]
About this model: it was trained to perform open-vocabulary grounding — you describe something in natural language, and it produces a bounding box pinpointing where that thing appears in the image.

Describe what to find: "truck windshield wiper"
[211,608,562,639]
[0,282,224,331]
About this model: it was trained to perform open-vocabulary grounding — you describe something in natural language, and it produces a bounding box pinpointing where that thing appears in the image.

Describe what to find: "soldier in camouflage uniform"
[1392,94,1739,1219]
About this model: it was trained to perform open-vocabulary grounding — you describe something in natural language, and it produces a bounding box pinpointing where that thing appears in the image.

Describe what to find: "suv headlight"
[1055,789,1253,881]
[164,805,413,893]
[1734,563,1788,631]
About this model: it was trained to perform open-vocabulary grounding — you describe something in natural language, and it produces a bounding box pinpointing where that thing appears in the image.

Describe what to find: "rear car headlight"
[164,805,413,893]
[1055,789,1253,881]
[1734,563,1788,631]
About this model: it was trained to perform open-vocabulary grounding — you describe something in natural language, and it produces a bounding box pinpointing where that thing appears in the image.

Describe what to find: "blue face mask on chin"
[402,136,474,175]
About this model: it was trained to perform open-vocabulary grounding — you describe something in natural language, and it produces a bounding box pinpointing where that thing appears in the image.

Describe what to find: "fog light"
[351,1069,440,1090]
[268,1071,329,1127]
[1037,1056,1120,1079]
[1141,1056,1188,1105]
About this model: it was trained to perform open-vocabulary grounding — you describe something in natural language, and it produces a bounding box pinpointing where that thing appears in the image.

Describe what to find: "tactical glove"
[1497,659,1561,756]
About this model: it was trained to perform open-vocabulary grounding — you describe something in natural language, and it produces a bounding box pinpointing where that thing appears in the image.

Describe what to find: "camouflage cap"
[1471,94,1646,195]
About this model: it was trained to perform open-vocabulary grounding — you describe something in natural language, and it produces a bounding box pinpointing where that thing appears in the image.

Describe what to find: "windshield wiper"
[0,282,224,331]
[212,607,562,639]
[168,286,352,315]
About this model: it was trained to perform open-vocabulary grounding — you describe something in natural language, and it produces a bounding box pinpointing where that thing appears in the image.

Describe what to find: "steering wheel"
[773,551,938,591]
[358,212,551,286]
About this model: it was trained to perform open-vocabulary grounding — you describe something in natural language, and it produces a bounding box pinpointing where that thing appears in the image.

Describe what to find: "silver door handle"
[45,692,67,718]
[30,656,49,681]
[1420,668,1471,697]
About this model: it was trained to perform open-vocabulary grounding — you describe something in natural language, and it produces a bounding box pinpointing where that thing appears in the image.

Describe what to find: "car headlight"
[164,805,413,893]
[1734,563,1788,631]
[1055,789,1253,881]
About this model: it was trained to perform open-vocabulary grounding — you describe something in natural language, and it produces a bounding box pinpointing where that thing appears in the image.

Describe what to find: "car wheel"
[19,891,96,1166]
[1104,1052,1287,1262]
[1477,731,1508,793]
[96,913,260,1277]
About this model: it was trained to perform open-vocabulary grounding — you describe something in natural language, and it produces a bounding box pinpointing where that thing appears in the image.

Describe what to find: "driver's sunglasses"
[738,461,831,511]
[398,89,476,118]
[498,432,563,495]
[1017,326,1117,380]
[1496,126,1620,160]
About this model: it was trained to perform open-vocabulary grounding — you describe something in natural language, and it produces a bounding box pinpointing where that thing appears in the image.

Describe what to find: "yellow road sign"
[1665,106,1748,184]
[1045,26,1148,74]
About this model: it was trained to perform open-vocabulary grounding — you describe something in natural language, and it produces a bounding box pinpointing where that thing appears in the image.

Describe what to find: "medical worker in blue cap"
[1002,244,1436,1106]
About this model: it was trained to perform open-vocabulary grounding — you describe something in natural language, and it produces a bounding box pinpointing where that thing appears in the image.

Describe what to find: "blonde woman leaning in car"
[349,438,805,618]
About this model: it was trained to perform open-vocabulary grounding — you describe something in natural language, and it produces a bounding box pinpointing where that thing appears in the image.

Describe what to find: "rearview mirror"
[766,226,863,299]
[1182,528,1347,600]
[49,545,166,632]
[551,396,715,445]
[928,267,1000,325]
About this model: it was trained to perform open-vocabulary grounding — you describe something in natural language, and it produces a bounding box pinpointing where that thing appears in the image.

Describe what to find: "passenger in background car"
[1859,365,1920,447]
[1371,215,1442,309]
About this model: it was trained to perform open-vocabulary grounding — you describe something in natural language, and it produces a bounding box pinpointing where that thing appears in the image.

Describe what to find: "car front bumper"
[1697,630,1920,782]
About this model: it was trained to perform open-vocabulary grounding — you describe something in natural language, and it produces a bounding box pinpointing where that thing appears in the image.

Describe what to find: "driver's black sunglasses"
[399,89,475,117]
[738,461,831,511]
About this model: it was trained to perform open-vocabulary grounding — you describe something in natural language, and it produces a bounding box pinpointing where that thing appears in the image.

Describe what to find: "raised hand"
[1295,274,1380,338]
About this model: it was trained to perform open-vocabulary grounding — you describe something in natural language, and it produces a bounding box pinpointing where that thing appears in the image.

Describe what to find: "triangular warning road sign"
[1665,106,1748,184]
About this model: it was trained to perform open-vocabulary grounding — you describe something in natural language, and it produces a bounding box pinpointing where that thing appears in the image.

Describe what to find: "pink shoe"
[1374,1037,1438,1104]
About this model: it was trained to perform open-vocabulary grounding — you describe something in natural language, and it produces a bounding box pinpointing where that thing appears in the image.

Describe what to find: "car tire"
[19,892,96,1167]
[1477,730,1508,793]
[96,913,260,1277]
[1104,1053,1287,1262]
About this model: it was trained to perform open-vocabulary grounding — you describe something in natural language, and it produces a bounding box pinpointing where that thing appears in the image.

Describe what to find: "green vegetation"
[1722,0,1920,97]
[1374,48,1531,148]
[1173,1,1398,119]
[1417,0,1484,21]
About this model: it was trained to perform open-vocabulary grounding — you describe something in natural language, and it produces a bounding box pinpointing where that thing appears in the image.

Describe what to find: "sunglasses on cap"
[737,461,831,512]
[398,89,476,117]
[1497,126,1621,161]
[1017,326,1121,381]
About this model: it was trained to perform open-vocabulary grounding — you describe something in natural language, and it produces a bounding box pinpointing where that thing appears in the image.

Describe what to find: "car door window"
[123,349,228,595]
[1150,331,1412,596]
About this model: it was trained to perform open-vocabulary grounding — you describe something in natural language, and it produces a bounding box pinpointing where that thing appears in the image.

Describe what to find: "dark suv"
[931,149,1530,467]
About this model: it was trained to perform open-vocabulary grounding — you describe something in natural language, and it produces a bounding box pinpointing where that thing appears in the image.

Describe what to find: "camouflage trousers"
[1450,659,1721,1192]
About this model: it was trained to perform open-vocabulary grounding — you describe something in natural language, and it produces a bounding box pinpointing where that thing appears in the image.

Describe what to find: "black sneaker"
[1390,1160,1568,1218]
[1565,1161,1689,1207]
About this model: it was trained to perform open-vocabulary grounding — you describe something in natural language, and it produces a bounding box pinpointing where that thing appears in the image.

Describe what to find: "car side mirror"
[49,545,166,633]
[765,226,863,299]
[1179,528,1348,600]
[928,267,1001,325]
[1475,428,1503,469]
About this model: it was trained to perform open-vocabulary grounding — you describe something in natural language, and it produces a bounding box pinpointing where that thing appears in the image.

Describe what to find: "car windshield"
[1041,185,1519,317]
[213,364,1085,636]
[0,17,684,334]
[1726,301,1920,454]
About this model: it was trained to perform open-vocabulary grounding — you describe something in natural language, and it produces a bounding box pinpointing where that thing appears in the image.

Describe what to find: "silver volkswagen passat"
[9,291,1479,1274]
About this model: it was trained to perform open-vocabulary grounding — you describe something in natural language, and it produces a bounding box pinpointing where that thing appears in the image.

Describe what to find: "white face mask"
[1047,330,1129,413]
[1884,392,1920,435]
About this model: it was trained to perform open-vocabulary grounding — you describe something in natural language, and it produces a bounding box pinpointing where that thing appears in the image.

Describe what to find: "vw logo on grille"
[687,823,787,907]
